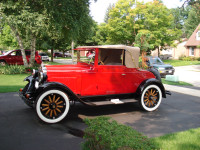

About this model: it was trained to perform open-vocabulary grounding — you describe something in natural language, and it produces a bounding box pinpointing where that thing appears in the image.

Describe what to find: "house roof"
[185,24,200,47]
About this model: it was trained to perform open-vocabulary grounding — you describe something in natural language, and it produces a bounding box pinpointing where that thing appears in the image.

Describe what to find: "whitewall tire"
[140,85,162,111]
[36,89,70,123]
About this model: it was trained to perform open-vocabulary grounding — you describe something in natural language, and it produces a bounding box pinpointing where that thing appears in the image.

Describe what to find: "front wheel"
[139,85,162,111]
[36,89,70,123]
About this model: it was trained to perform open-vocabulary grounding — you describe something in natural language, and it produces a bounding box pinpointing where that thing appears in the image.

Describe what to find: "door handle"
[121,74,126,76]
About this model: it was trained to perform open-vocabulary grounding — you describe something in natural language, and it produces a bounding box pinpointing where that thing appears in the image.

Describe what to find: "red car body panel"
[45,61,155,97]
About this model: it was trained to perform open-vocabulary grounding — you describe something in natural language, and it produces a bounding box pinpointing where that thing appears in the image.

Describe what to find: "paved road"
[174,65,200,87]
[1,87,200,149]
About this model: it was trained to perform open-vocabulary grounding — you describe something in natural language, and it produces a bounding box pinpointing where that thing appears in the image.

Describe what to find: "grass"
[162,79,193,86]
[0,74,29,93]
[153,128,200,150]
[163,59,200,67]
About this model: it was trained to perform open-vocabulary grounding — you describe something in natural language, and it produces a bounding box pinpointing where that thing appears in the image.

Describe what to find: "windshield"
[40,53,47,56]
[150,57,163,65]
[4,50,12,55]
[76,50,95,65]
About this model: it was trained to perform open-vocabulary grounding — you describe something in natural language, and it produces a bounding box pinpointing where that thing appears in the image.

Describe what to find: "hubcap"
[40,94,66,119]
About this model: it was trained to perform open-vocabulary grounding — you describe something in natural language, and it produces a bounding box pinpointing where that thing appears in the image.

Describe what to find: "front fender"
[36,82,80,101]
[136,78,166,98]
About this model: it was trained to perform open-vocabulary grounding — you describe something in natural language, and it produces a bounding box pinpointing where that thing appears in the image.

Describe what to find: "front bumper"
[159,69,175,77]
[19,90,35,107]
[19,75,37,107]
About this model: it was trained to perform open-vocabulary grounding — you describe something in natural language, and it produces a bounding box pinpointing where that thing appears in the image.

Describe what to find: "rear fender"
[136,78,166,98]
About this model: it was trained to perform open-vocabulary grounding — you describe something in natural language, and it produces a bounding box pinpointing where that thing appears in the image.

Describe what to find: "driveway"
[174,65,200,87]
[1,88,200,149]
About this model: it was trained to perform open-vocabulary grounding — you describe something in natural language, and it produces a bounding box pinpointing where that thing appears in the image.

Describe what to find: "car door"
[96,65,130,95]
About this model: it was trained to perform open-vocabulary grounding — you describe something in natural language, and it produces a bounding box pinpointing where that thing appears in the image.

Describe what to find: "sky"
[90,0,185,24]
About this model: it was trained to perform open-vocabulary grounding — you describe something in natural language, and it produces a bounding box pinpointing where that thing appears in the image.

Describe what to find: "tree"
[0,0,94,66]
[106,0,181,55]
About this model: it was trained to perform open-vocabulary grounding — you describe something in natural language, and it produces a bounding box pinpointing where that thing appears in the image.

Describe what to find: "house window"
[197,31,200,40]
[189,47,194,56]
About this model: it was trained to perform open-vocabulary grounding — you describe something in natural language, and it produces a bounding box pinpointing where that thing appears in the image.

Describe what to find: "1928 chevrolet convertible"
[19,45,170,123]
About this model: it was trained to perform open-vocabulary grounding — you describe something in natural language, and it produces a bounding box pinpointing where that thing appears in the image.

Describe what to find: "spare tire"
[148,68,161,82]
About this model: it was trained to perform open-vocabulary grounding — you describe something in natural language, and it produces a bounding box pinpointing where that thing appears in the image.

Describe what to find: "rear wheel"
[139,84,162,111]
[36,89,70,123]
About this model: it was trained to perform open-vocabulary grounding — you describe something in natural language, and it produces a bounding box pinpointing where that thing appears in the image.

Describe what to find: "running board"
[81,98,138,106]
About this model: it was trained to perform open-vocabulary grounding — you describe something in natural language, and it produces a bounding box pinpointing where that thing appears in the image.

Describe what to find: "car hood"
[152,64,173,68]
[45,64,92,73]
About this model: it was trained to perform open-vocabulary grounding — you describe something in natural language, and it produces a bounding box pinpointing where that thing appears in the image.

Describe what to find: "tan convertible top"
[76,45,140,68]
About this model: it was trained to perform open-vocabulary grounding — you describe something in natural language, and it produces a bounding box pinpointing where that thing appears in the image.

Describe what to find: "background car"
[39,52,49,61]
[0,49,42,66]
[145,56,175,78]
[53,52,63,58]
[64,51,72,57]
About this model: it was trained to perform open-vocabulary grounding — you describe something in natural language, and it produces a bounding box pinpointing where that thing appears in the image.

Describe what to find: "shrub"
[0,65,26,74]
[197,57,200,61]
[82,117,158,150]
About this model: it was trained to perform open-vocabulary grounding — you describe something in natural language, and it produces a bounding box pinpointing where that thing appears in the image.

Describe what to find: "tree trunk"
[51,48,54,62]
[10,25,29,67]
[29,36,36,67]
[158,46,160,57]
[71,41,74,64]
[141,51,148,69]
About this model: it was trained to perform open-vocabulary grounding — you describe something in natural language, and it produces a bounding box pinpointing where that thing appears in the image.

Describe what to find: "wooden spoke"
[55,97,60,103]
[57,105,64,108]
[49,96,52,103]
[42,107,49,111]
[44,99,50,104]
[152,90,155,95]
[56,101,63,105]
[150,101,154,106]
[42,104,49,107]
[53,110,57,116]
[50,110,53,117]
[144,98,149,102]
[56,108,61,113]
[45,109,51,115]
[53,95,56,102]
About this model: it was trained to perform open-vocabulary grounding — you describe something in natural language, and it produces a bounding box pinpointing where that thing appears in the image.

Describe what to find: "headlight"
[32,69,38,77]
[38,72,44,83]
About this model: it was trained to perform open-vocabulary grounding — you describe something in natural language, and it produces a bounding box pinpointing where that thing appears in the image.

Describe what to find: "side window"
[16,51,22,56]
[10,51,17,56]
[25,51,31,55]
[98,49,125,65]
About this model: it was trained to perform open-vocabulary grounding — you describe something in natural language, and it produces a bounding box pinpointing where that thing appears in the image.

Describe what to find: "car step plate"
[84,98,138,106]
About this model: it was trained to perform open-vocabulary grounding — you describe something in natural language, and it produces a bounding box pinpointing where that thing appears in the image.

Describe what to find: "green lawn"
[162,79,193,86]
[153,128,200,150]
[43,61,63,65]
[163,59,200,67]
[0,74,29,93]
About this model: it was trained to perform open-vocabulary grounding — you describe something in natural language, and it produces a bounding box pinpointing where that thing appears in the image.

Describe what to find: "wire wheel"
[140,85,162,111]
[36,89,70,123]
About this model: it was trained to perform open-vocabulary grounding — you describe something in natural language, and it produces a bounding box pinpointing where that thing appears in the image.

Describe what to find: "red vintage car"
[0,49,42,65]
[19,45,170,123]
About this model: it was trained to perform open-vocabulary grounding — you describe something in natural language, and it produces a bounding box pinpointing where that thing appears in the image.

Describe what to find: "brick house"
[185,24,200,57]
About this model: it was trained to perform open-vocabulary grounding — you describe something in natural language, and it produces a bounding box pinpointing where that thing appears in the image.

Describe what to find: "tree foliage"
[0,0,93,66]
[105,0,182,52]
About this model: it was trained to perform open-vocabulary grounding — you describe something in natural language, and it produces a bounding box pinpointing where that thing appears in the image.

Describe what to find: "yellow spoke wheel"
[36,89,70,123]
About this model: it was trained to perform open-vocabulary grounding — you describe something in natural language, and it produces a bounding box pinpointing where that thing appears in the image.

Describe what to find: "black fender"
[136,78,166,98]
